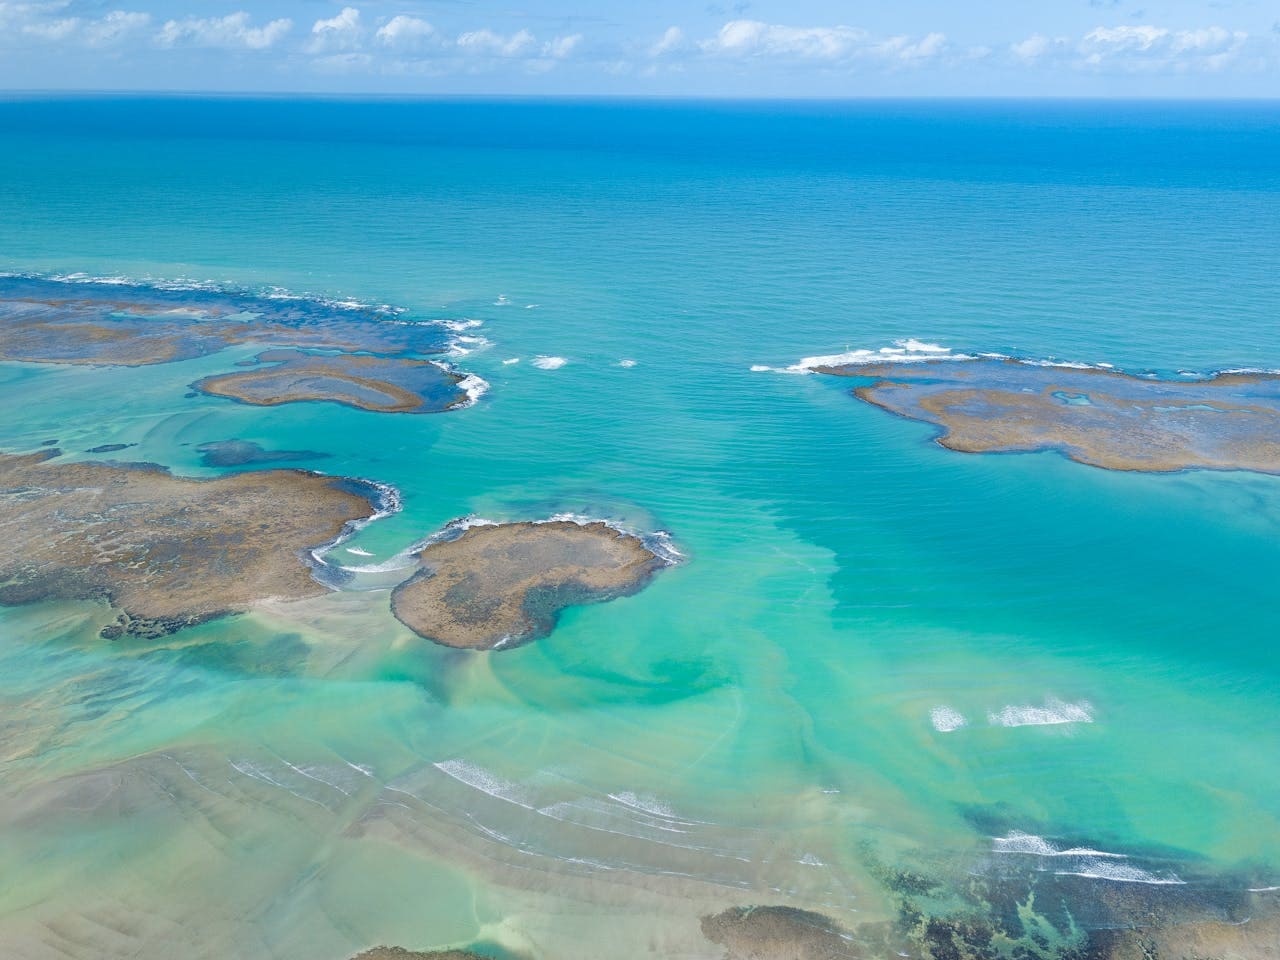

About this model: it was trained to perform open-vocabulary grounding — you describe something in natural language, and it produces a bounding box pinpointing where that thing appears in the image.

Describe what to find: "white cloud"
[309,6,362,53]
[1083,24,1169,52]
[699,20,946,65]
[376,14,434,50]
[876,31,947,62]
[702,20,870,60]
[650,26,686,57]
[456,28,534,57]
[1079,23,1249,71]
[157,12,292,51]
[21,9,150,47]
[1011,34,1049,62]
[542,33,581,59]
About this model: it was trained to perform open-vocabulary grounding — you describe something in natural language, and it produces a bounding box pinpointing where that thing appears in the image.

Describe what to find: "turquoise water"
[0,98,1278,958]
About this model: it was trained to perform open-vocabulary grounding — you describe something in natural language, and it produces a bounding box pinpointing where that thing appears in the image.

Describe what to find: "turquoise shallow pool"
[0,97,1277,959]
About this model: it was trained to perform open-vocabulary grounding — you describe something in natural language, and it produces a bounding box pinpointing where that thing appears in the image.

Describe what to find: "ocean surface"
[0,97,1278,959]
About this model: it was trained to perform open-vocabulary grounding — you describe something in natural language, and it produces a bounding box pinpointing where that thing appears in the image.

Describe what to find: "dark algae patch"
[196,439,330,467]
[0,449,380,639]
[390,520,671,650]
[701,905,863,959]
[813,357,1280,474]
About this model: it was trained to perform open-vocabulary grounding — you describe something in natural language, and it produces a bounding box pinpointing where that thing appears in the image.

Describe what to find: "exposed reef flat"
[390,520,671,650]
[0,450,381,638]
[196,439,330,468]
[0,275,453,366]
[193,349,470,413]
[701,906,862,959]
[350,950,490,960]
[813,357,1280,474]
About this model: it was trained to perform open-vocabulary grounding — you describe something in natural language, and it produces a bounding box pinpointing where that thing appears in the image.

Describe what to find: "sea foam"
[987,698,1094,727]
[930,706,968,733]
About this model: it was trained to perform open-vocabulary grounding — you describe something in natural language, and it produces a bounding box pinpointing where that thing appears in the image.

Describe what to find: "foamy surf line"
[751,339,1240,377]
[8,269,406,316]
[377,512,685,575]
[930,698,1094,732]
[0,271,498,363]
[306,477,404,581]
[993,832,1185,885]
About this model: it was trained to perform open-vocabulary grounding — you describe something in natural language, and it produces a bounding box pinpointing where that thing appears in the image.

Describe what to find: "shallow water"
[0,97,1278,959]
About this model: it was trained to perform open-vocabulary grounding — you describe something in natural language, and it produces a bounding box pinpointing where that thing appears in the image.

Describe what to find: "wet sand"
[391,521,669,650]
[194,349,469,414]
[814,358,1280,474]
[0,450,381,638]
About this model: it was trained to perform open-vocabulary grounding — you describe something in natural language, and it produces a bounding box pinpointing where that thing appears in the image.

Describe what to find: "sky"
[0,0,1278,96]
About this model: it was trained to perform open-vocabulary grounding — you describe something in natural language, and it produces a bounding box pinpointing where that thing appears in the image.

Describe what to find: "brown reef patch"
[0,450,381,638]
[193,349,469,413]
[390,520,669,650]
[701,906,863,960]
[814,358,1280,474]
[0,280,452,367]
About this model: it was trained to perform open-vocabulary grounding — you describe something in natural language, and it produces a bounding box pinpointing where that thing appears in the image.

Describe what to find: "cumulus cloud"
[157,12,292,51]
[308,6,362,53]
[456,28,535,57]
[698,19,948,65]
[702,20,870,60]
[1079,24,1248,71]
[1010,34,1050,62]
[375,14,434,50]
[876,31,947,62]
[542,33,581,59]
[21,9,151,47]
[650,25,687,57]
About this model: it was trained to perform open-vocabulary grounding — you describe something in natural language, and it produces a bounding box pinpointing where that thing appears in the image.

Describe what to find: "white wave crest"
[532,355,568,370]
[930,706,968,733]
[993,831,1125,858]
[618,359,637,368]
[440,318,483,332]
[988,698,1094,727]
[433,759,533,809]
[455,374,490,406]
[1055,860,1185,885]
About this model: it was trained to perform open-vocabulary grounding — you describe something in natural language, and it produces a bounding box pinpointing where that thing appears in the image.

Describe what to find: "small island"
[812,357,1280,474]
[193,349,473,413]
[0,450,383,639]
[390,520,671,650]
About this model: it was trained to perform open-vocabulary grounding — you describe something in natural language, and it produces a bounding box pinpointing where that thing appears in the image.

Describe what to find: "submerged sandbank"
[812,357,1280,474]
[390,520,671,650]
[0,450,382,639]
